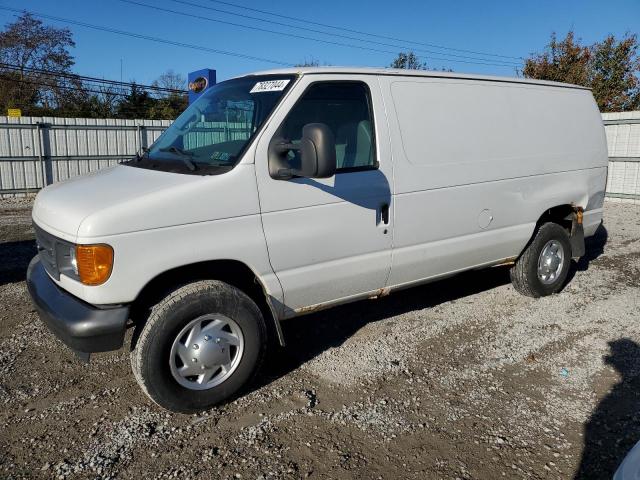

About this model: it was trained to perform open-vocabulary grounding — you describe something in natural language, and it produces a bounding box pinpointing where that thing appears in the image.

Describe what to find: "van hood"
[32,164,244,240]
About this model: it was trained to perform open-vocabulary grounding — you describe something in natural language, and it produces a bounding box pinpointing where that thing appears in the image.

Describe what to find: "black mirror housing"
[298,123,336,178]
[269,123,336,179]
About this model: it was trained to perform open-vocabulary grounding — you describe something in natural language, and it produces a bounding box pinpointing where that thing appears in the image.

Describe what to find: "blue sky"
[1,0,638,85]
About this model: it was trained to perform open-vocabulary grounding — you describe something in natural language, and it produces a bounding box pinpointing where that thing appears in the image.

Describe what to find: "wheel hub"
[190,334,231,369]
[169,314,244,390]
[537,240,565,285]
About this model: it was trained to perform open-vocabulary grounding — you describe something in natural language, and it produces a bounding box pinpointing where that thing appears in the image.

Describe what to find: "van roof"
[239,66,590,91]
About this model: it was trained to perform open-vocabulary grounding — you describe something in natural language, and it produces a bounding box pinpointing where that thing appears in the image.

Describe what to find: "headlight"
[75,244,114,286]
[54,243,113,286]
[55,244,79,280]
[69,246,78,275]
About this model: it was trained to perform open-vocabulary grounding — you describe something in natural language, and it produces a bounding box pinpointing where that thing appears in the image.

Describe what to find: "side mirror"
[269,123,336,179]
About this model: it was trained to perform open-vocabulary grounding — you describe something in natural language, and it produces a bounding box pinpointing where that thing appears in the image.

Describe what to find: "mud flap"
[570,217,585,259]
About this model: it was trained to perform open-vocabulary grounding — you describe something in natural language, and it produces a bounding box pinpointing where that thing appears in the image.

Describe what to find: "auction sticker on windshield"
[250,79,291,93]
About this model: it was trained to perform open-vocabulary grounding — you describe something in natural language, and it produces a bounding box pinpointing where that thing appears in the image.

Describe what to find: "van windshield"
[127,75,296,175]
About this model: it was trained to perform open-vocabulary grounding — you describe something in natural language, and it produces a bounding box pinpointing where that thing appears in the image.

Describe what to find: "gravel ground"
[0,198,639,479]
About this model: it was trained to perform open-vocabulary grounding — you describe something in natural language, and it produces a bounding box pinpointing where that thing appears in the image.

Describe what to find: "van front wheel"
[510,222,572,298]
[130,280,267,413]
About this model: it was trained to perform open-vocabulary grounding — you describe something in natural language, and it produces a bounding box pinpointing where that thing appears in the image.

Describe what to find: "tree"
[152,69,186,94]
[116,83,155,119]
[149,70,187,119]
[522,32,591,86]
[590,34,640,111]
[0,12,74,74]
[148,94,187,120]
[0,69,38,114]
[0,14,189,119]
[295,57,321,67]
[523,31,640,112]
[60,84,121,118]
[0,12,76,114]
[390,52,428,70]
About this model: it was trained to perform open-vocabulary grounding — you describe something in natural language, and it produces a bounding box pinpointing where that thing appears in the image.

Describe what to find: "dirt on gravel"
[0,198,639,480]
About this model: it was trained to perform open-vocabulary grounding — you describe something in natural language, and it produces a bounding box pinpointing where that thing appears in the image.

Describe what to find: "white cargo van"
[27,67,607,412]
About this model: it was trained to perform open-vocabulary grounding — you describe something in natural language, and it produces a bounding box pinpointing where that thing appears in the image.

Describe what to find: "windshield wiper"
[134,147,149,162]
[159,146,197,171]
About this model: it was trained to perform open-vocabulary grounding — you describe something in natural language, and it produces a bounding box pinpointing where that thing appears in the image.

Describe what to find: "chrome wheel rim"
[169,314,244,390]
[537,240,564,285]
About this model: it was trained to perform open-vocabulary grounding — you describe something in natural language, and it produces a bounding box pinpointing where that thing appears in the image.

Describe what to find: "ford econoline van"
[27,67,607,412]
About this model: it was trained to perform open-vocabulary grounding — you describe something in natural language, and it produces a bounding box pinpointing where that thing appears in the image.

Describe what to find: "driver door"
[254,75,394,317]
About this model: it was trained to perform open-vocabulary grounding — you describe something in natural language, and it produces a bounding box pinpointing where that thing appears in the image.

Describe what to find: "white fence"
[603,111,640,204]
[1,112,640,200]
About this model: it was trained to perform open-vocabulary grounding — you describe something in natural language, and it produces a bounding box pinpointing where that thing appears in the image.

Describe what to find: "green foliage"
[148,94,188,120]
[522,32,590,85]
[116,84,155,119]
[523,31,640,112]
[590,35,640,111]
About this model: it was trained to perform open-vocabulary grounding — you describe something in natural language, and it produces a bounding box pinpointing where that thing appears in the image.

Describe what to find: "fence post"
[140,125,147,150]
[135,124,148,155]
[135,124,140,154]
[35,122,48,187]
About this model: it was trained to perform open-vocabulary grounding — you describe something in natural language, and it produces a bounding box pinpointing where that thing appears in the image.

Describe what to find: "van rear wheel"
[510,222,572,298]
[130,280,266,413]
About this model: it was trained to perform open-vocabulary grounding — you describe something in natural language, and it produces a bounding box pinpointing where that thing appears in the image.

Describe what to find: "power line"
[1,65,171,94]
[166,0,523,67]
[0,62,187,94]
[0,6,294,67]
[116,0,521,68]
[0,75,131,97]
[201,0,524,61]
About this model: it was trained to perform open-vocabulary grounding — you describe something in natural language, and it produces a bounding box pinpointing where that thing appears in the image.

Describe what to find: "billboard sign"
[188,69,216,104]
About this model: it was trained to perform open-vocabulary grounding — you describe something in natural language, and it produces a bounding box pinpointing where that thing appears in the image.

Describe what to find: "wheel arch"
[536,204,575,232]
[130,259,285,347]
[517,203,584,261]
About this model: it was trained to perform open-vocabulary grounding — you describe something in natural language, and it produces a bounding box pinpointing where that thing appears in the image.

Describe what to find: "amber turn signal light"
[75,244,114,286]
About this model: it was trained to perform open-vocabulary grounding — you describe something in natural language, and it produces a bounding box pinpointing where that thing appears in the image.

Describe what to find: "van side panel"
[379,76,607,288]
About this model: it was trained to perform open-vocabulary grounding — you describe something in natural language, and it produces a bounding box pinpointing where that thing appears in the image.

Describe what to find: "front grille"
[33,223,67,280]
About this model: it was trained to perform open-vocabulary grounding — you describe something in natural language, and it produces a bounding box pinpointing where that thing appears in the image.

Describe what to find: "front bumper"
[26,256,129,359]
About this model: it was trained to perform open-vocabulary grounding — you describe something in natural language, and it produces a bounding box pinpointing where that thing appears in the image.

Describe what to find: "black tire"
[510,222,572,298]
[131,280,267,413]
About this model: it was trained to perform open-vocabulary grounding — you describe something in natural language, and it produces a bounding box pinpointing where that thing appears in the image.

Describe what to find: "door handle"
[380,203,389,225]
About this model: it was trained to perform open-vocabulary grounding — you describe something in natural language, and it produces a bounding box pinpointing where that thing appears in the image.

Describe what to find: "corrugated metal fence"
[0,116,171,195]
[603,111,640,204]
[1,112,640,201]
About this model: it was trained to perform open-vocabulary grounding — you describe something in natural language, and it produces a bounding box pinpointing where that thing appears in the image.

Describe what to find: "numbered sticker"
[250,79,291,93]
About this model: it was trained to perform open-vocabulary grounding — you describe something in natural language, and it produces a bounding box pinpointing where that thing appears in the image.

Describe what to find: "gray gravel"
[0,198,638,479]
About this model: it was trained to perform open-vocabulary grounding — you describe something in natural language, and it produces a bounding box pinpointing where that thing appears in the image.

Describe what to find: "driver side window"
[280,82,376,172]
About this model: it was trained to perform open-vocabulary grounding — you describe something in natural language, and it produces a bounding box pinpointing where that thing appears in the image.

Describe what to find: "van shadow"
[294,168,391,212]
[574,339,640,479]
[260,224,609,385]
[0,239,37,286]
[259,265,512,384]
[564,223,608,286]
